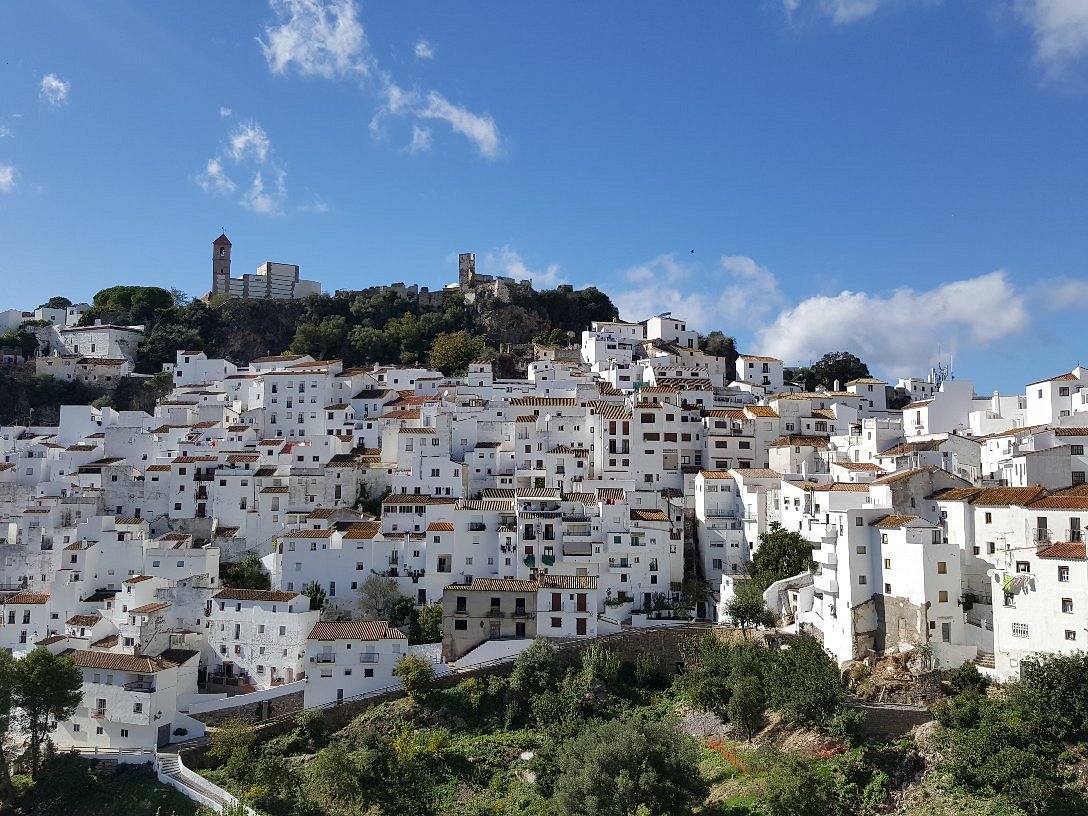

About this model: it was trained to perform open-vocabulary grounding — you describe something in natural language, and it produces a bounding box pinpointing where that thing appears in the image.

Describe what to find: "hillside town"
[0,244,1086,769]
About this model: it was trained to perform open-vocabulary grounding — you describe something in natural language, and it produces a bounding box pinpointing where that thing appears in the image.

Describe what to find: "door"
[515,621,526,638]
[157,723,171,747]
[576,618,587,636]
[576,593,587,612]
[336,688,344,703]
[941,622,951,643]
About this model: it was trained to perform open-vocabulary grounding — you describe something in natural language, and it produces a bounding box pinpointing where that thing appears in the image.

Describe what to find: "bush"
[947,660,990,695]
[633,651,663,690]
[580,643,620,685]
[393,653,435,696]
[826,708,867,744]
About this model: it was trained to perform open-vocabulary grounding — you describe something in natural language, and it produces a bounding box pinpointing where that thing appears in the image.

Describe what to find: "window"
[551,617,562,628]
[883,558,891,569]
[1016,561,1031,573]
[987,541,996,555]
[856,545,866,554]
[858,575,867,585]
[1059,566,1070,582]
[1067,630,1077,641]
[454,619,467,631]
[121,728,129,738]
[364,668,374,678]
[1012,622,1029,638]
[884,583,892,594]
[936,561,947,575]
[1063,598,1074,613]
[938,590,948,603]
[985,512,992,524]
[133,702,143,714]
[1073,445,1085,456]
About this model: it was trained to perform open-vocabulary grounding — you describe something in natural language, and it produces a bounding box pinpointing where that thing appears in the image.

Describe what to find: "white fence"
[186,679,305,715]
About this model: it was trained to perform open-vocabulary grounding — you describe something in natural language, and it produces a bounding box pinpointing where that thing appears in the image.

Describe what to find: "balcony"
[193,472,215,482]
[524,555,536,567]
[487,608,503,618]
[468,522,487,532]
[565,529,592,537]
[512,608,530,619]
[541,554,556,566]
[312,654,336,664]
[358,653,380,664]
[703,508,737,519]
[1034,528,1052,543]
[123,681,155,693]
[92,709,107,719]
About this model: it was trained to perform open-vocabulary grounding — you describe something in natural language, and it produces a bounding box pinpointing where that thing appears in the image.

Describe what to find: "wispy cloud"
[260,0,372,78]
[40,74,69,105]
[196,158,237,195]
[241,169,288,215]
[479,246,564,288]
[407,124,432,153]
[0,126,12,138]
[261,0,503,158]
[1016,0,1088,81]
[196,120,290,215]
[0,165,15,193]
[219,106,233,118]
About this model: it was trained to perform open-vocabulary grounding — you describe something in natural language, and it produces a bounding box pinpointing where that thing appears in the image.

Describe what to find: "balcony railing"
[468,522,487,531]
[487,608,503,618]
[704,508,737,519]
[92,709,107,719]
[541,554,555,566]
[563,542,593,557]
[358,653,380,664]
[123,681,155,693]
[1034,528,1052,543]
[312,654,336,664]
[524,555,536,567]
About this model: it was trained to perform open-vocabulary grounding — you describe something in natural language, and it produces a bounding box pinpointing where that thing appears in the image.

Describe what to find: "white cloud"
[297,199,330,214]
[414,39,434,60]
[407,124,432,153]
[219,106,233,118]
[0,126,12,138]
[261,0,503,158]
[756,271,1029,376]
[197,119,288,215]
[39,74,69,105]
[229,122,271,163]
[479,246,563,288]
[417,91,503,159]
[821,0,885,23]
[259,0,371,78]
[241,169,287,215]
[196,158,237,195]
[0,165,15,193]
[614,254,783,331]
[1016,0,1088,80]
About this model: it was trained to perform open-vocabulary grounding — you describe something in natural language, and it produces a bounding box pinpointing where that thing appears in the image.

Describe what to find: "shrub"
[393,653,435,697]
[947,660,990,695]
[580,643,620,684]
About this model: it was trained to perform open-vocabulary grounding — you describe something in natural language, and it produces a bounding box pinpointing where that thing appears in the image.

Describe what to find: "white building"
[303,619,408,707]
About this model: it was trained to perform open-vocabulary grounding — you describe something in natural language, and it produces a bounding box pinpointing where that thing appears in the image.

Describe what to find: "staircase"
[974,652,995,670]
[157,748,249,813]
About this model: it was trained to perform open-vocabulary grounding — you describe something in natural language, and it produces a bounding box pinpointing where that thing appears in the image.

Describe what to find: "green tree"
[38,296,72,310]
[0,650,15,798]
[357,576,401,620]
[304,741,371,816]
[728,675,767,740]
[220,554,270,590]
[788,351,871,392]
[748,522,815,593]
[14,648,83,778]
[760,753,840,816]
[415,603,443,643]
[302,580,327,611]
[723,582,776,637]
[766,634,845,725]
[393,654,435,697]
[0,330,38,359]
[289,315,347,360]
[510,638,563,698]
[428,330,490,376]
[548,717,709,816]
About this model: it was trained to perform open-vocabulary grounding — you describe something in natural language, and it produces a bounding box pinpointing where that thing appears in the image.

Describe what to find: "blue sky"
[2,0,1087,393]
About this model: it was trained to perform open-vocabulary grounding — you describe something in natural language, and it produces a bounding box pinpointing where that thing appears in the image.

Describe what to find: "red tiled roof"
[307,620,406,641]
[1037,542,1087,560]
[212,588,300,602]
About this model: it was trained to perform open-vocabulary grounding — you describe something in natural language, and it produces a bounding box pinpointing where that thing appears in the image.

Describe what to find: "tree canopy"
[748,522,816,593]
[788,351,871,392]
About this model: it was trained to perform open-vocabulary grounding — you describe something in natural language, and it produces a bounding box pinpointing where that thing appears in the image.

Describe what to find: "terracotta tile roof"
[631,509,670,522]
[597,487,626,501]
[66,614,101,626]
[65,444,99,452]
[261,486,289,494]
[212,588,300,602]
[6,591,50,604]
[382,409,422,420]
[518,487,561,498]
[65,649,181,673]
[1026,371,1080,387]
[1053,427,1088,437]
[1028,495,1088,510]
[591,403,632,420]
[343,521,382,540]
[427,522,455,532]
[833,462,885,471]
[879,440,943,457]
[1037,542,1087,560]
[539,575,598,590]
[398,427,436,434]
[253,354,306,363]
[811,408,837,420]
[382,494,457,505]
[845,377,887,386]
[145,464,171,472]
[123,575,154,584]
[970,486,1048,506]
[64,541,93,551]
[871,466,937,485]
[930,487,987,502]
[283,528,335,538]
[114,516,145,526]
[746,406,779,418]
[307,619,407,641]
[871,514,922,529]
[768,435,831,448]
[563,492,597,504]
[36,635,68,646]
[731,468,782,479]
[458,500,512,512]
[307,507,338,519]
[812,482,872,492]
[172,455,217,463]
[738,354,782,362]
[516,415,539,422]
[509,397,578,407]
[903,399,933,409]
[482,488,516,499]
[706,409,748,420]
[130,602,169,615]
[227,454,260,463]
[698,470,734,480]
[447,578,539,593]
